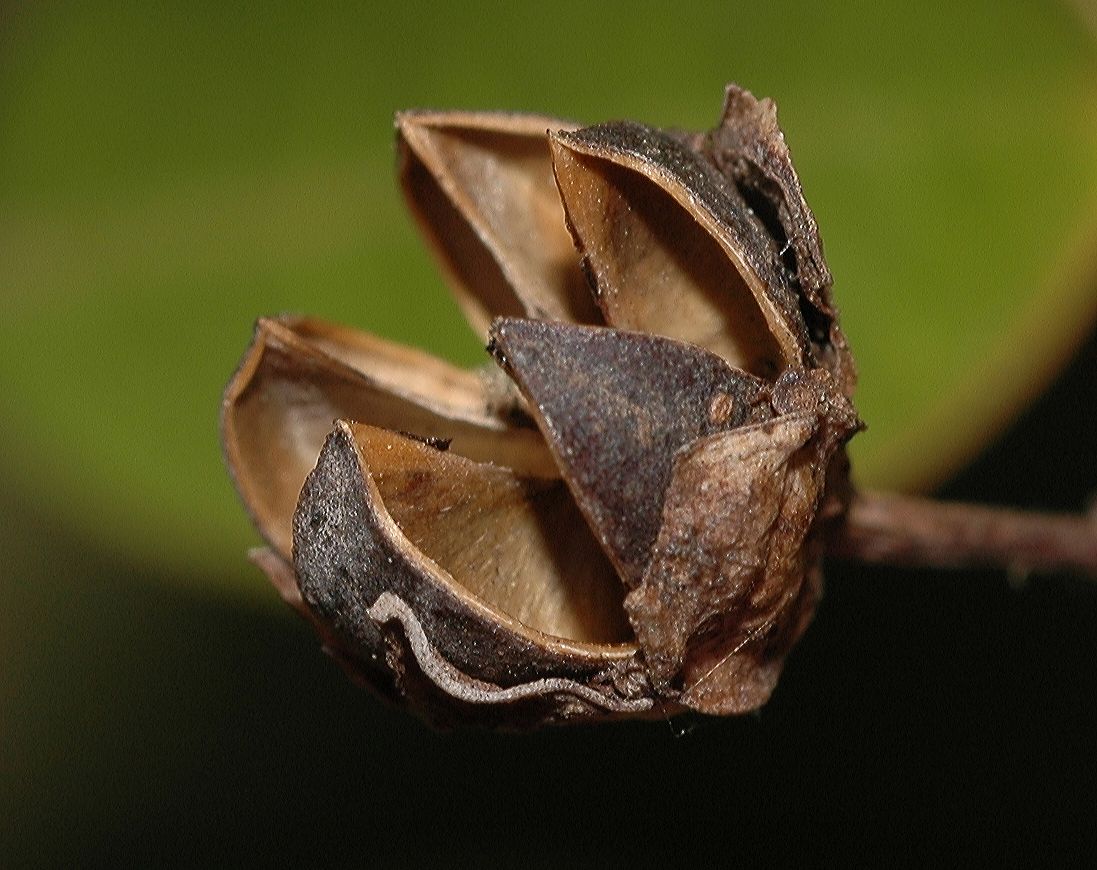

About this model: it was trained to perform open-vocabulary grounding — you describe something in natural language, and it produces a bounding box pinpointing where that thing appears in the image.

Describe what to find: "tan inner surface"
[354,424,633,645]
[293,318,488,413]
[400,123,600,333]
[553,148,785,380]
[226,320,554,559]
[402,148,526,333]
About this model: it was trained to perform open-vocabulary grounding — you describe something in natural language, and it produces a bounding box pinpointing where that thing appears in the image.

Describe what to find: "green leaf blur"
[1,0,1095,598]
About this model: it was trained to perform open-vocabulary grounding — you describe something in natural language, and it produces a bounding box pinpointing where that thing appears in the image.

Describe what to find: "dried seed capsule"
[223,85,864,727]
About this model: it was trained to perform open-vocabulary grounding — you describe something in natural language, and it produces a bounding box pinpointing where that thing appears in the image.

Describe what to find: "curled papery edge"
[221,315,555,559]
[707,85,834,307]
[366,593,657,729]
[698,84,856,394]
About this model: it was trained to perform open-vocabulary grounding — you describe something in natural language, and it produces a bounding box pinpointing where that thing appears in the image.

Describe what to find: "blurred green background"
[2,1,1096,865]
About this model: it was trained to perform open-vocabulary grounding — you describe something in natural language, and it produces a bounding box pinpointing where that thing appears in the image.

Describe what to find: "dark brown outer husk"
[489,318,773,587]
[697,84,856,395]
[290,421,667,728]
[549,141,786,378]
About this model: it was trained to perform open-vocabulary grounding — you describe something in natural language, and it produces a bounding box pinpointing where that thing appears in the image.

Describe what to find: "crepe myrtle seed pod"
[222,85,1096,729]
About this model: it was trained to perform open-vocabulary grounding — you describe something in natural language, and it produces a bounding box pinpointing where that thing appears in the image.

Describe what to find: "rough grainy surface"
[290,422,659,728]
[489,318,772,585]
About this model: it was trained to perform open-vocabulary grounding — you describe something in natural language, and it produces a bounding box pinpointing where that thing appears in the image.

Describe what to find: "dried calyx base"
[222,85,1097,729]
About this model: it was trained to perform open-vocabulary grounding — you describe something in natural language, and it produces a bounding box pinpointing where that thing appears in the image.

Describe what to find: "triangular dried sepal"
[489,318,773,586]
[398,111,601,336]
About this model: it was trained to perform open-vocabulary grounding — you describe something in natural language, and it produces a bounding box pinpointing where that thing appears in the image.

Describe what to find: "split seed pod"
[222,85,862,728]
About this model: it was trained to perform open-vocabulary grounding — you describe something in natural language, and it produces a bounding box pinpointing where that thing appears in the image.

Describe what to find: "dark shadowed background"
[2,2,1096,865]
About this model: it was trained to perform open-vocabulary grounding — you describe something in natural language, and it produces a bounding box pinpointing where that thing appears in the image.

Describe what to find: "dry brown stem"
[829,490,1097,578]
